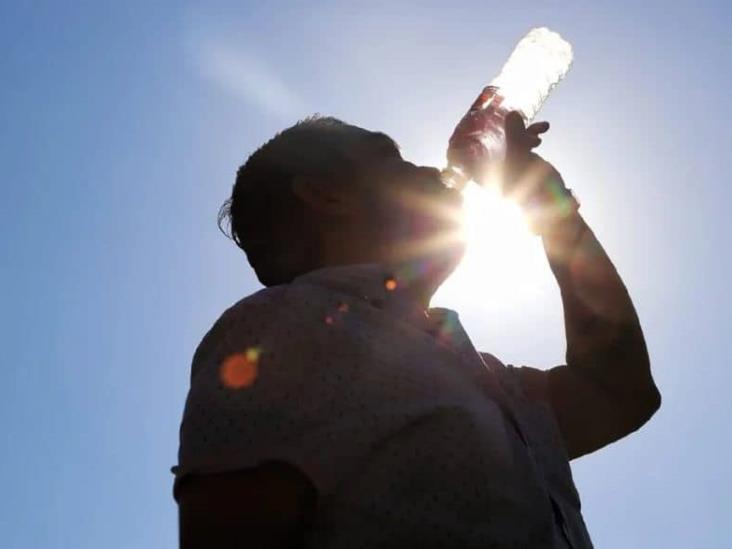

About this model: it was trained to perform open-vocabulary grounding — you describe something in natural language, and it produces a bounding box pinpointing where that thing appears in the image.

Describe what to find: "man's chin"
[387,238,466,296]
[431,240,467,282]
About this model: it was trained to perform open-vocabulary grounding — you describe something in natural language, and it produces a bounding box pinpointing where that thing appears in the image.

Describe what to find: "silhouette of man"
[173,112,660,548]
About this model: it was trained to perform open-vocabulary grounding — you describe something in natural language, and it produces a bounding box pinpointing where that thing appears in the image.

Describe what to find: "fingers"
[526,122,549,148]
[505,112,550,152]
[526,121,549,147]
[503,112,559,204]
[504,111,526,145]
[506,113,550,136]
[527,121,550,135]
[505,112,531,160]
[527,134,542,148]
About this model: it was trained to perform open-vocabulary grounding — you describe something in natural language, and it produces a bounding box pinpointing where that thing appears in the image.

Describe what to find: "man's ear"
[291,176,358,216]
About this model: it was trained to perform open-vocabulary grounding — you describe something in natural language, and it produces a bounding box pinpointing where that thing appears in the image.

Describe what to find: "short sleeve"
[478,352,581,489]
[478,352,553,404]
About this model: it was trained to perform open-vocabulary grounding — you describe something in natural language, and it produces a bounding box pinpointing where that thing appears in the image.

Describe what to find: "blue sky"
[2,1,730,547]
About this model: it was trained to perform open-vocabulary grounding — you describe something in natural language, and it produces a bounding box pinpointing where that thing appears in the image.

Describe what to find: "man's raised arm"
[503,112,661,459]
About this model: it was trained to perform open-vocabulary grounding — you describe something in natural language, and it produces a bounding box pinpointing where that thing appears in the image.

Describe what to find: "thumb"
[504,111,527,147]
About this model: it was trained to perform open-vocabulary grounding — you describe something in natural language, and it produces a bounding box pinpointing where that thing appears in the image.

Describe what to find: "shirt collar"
[293,262,463,339]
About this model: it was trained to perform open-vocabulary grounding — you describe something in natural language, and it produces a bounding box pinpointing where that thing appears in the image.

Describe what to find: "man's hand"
[503,111,579,237]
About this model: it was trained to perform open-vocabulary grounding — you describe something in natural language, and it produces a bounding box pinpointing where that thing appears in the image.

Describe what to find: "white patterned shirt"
[174,263,593,548]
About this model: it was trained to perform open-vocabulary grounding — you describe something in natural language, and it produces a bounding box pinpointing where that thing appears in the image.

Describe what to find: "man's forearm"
[542,212,661,430]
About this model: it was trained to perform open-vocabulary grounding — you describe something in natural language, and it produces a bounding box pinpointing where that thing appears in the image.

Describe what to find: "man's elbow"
[622,381,661,434]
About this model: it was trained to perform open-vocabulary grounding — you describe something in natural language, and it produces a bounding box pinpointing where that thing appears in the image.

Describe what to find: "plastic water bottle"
[442,27,574,190]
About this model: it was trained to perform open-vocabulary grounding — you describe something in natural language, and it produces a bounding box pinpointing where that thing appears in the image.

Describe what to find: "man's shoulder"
[215,283,307,328]
[228,284,291,314]
[224,280,331,319]
[194,282,334,362]
[191,286,294,364]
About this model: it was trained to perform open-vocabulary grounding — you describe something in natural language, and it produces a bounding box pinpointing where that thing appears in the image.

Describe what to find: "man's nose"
[414,166,445,189]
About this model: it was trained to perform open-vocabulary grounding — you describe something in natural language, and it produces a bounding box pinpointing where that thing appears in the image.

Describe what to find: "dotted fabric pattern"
[174,263,593,548]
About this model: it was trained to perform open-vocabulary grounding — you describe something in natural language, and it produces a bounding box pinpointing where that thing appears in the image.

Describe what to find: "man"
[173,112,660,548]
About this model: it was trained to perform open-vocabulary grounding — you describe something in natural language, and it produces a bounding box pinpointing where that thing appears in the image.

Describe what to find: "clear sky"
[2,1,731,547]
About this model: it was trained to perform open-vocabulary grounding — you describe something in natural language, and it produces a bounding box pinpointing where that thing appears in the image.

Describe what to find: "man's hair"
[218,115,379,286]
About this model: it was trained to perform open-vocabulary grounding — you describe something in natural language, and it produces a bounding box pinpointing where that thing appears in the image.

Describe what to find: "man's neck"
[318,236,461,311]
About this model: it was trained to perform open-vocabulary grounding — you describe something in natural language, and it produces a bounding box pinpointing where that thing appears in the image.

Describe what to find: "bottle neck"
[440,165,470,191]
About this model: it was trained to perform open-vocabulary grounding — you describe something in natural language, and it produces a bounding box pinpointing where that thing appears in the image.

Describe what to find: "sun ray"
[434,181,549,307]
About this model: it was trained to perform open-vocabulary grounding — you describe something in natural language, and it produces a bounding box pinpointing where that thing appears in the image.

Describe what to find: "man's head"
[219,116,465,294]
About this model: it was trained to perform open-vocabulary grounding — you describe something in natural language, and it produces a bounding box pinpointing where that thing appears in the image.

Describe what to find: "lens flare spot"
[220,349,259,389]
[384,278,398,291]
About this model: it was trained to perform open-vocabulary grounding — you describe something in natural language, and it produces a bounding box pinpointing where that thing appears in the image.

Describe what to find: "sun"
[433,181,549,309]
